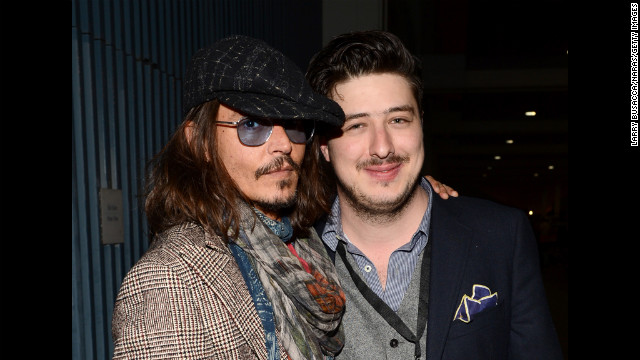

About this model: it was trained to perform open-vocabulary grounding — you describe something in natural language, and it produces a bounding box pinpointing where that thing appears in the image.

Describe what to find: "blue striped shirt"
[321,177,433,312]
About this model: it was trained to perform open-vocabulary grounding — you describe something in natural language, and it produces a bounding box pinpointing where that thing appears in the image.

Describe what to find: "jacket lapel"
[180,227,268,359]
[426,196,473,359]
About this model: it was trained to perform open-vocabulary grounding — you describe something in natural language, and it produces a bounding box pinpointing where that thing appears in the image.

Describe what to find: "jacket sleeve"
[111,261,201,359]
[508,210,563,360]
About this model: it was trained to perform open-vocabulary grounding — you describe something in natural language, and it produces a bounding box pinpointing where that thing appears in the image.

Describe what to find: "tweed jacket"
[317,184,563,359]
[111,222,288,360]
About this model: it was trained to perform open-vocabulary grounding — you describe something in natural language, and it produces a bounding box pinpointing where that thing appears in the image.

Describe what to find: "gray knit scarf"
[230,202,345,359]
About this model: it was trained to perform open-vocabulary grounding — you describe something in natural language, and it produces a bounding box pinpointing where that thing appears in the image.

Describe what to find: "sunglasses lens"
[236,118,315,146]
[284,120,315,144]
[237,118,272,146]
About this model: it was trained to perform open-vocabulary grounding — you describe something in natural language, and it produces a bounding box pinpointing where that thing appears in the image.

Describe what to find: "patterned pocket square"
[454,284,498,323]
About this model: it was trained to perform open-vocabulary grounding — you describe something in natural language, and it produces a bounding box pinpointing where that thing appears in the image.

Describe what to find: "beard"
[252,189,297,214]
[337,155,421,223]
[252,155,300,213]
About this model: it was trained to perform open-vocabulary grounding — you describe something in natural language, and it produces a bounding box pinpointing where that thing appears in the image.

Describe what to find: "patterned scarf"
[230,202,345,359]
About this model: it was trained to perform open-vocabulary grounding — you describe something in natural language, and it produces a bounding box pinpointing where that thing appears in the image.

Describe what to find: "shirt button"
[389,339,399,348]
[364,265,372,272]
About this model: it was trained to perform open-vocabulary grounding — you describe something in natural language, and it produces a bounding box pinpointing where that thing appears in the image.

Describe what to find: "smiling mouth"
[364,163,402,180]
[359,156,410,182]
[356,155,410,172]
[365,163,401,172]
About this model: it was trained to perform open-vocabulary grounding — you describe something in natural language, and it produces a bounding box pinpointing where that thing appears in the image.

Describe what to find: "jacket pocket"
[449,300,505,338]
[441,301,508,359]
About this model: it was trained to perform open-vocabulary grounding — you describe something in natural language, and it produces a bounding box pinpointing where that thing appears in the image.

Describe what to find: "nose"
[266,124,293,154]
[369,124,394,159]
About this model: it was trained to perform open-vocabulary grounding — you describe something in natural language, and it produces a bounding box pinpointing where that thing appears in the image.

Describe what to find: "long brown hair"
[143,99,334,242]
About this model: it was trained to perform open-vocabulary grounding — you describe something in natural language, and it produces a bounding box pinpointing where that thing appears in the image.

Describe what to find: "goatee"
[253,155,300,212]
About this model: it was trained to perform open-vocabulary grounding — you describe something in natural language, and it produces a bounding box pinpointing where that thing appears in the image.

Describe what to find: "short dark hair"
[306,30,423,115]
[304,30,424,209]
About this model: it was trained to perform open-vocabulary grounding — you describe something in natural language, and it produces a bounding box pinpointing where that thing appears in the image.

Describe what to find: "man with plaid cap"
[111,35,452,360]
[111,35,347,360]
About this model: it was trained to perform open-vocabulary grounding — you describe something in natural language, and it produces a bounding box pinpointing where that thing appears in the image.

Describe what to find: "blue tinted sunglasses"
[215,117,315,146]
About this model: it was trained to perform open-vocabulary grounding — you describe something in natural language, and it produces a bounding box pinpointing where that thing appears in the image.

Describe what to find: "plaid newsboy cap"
[182,35,344,126]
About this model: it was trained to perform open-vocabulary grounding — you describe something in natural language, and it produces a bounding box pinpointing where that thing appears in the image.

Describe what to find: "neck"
[339,185,428,290]
[340,185,428,258]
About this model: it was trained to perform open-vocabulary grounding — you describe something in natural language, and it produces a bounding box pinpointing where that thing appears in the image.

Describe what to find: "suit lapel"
[181,230,268,359]
[426,196,473,359]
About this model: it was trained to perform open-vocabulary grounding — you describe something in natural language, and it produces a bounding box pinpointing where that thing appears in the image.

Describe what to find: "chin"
[340,176,419,215]
[254,191,297,213]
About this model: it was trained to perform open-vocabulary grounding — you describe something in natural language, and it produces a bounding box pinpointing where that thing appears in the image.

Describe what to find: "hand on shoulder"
[425,175,459,199]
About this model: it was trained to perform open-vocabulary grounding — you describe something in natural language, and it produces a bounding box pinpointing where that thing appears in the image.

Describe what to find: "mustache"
[255,156,301,179]
[356,154,410,171]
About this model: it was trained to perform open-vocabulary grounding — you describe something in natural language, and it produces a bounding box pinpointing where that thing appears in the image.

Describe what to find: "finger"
[424,175,456,199]
[438,183,449,199]
[432,181,448,199]
[425,175,442,192]
[444,184,459,197]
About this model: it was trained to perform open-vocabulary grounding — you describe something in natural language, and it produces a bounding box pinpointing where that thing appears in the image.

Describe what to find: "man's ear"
[320,143,331,162]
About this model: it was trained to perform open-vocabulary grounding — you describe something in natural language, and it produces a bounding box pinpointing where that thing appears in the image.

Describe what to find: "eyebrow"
[345,104,415,121]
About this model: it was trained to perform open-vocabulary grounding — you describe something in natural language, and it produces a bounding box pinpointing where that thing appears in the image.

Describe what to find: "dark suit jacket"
[318,193,563,359]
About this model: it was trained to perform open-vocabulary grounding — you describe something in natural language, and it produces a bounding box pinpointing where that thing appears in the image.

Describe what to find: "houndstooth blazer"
[111,222,288,360]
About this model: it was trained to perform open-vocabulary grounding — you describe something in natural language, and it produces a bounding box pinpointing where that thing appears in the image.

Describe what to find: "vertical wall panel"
[72,1,323,359]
